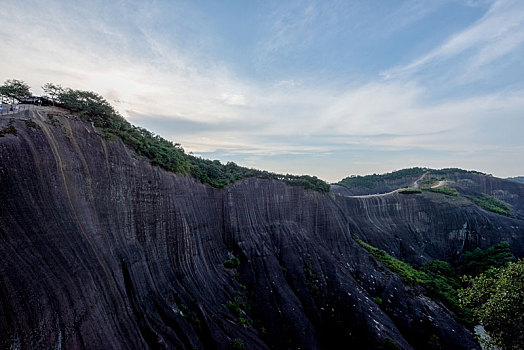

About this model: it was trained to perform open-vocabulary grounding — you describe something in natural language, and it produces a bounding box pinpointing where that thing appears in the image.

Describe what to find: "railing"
[0,103,40,115]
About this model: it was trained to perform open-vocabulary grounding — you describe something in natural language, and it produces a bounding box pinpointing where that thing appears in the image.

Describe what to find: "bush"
[459,259,524,349]
[0,125,17,137]
[338,168,427,189]
[398,188,422,194]
[423,186,458,196]
[357,240,517,328]
[467,194,511,216]
[230,338,245,350]
[224,257,241,269]
[45,83,331,192]
[460,242,515,276]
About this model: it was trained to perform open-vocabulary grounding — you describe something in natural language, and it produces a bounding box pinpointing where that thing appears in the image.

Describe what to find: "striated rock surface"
[1,109,523,349]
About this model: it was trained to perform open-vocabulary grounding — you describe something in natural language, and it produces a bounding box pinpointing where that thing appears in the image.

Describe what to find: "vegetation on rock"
[422,186,458,196]
[397,188,422,194]
[357,239,517,327]
[459,259,524,350]
[337,167,484,190]
[224,257,241,269]
[460,242,515,276]
[33,81,330,191]
[0,124,17,137]
[0,79,31,103]
[338,168,427,189]
[467,194,511,216]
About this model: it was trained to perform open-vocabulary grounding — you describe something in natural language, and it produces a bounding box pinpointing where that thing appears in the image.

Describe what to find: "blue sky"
[1,0,524,181]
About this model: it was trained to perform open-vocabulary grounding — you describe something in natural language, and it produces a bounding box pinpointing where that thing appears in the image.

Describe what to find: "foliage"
[459,259,524,349]
[468,194,511,216]
[338,168,485,190]
[381,337,401,350]
[397,188,422,194]
[0,79,31,103]
[358,239,518,328]
[42,83,64,105]
[357,240,475,325]
[460,242,515,276]
[224,257,241,269]
[428,168,486,176]
[420,178,440,186]
[304,254,319,294]
[230,338,245,350]
[338,167,427,189]
[356,239,427,285]
[0,125,17,137]
[419,260,473,324]
[40,83,330,191]
[423,186,458,196]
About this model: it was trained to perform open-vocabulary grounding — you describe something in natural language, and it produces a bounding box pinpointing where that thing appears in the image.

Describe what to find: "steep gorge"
[1,109,523,349]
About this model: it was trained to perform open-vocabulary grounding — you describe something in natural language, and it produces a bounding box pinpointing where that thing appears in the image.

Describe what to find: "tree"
[459,259,524,349]
[42,83,63,106]
[0,79,31,103]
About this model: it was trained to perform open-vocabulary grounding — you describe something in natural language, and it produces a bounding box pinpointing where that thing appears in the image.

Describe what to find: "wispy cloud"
[382,0,524,81]
[0,0,523,180]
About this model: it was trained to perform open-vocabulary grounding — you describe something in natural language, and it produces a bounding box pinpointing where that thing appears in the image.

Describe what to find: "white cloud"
[1,0,523,180]
[382,0,524,80]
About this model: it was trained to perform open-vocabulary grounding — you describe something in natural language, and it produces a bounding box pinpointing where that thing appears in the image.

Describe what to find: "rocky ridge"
[1,108,523,349]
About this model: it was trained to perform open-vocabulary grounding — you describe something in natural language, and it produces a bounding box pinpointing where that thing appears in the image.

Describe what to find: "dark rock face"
[1,110,522,349]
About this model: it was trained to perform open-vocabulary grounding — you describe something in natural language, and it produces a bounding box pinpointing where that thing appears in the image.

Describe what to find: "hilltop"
[1,96,523,349]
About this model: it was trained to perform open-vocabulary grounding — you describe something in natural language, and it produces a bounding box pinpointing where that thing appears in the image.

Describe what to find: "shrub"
[0,125,17,137]
[467,194,511,216]
[230,339,245,350]
[40,83,331,192]
[459,259,524,349]
[423,186,458,196]
[397,188,422,194]
[224,257,241,269]
[460,242,515,276]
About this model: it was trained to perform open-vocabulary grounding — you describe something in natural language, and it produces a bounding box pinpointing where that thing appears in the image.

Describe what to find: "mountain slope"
[1,108,523,349]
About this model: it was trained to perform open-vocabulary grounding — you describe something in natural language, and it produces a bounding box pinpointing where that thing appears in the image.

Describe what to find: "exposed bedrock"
[1,111,522,349]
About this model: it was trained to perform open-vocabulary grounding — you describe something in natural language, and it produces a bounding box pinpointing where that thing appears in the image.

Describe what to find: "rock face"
[1,109,523,349]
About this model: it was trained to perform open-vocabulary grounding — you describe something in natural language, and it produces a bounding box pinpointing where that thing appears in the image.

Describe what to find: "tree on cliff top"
[459,259,524,349]
[42,83,64,106]
[0,79,31,103]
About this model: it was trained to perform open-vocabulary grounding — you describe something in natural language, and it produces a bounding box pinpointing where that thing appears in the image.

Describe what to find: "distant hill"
[2,106,523,349]
[507,176,524,184]
[335,167,485,196]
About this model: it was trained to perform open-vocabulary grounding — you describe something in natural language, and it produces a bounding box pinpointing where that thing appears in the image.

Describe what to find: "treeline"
[338,167,486,189]
[357,239,516,327]
[338,167,427,189]
[7,79,329,192]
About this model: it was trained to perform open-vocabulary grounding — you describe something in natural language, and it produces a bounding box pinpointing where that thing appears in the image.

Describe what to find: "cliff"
[1,108,523,349]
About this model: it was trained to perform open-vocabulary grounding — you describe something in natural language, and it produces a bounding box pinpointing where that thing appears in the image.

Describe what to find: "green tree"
[42,83,63,106]
[459,259,524,349]
[0,79,31,103]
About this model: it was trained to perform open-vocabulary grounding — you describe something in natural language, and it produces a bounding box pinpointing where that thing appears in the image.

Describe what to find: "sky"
[1,0,523,182]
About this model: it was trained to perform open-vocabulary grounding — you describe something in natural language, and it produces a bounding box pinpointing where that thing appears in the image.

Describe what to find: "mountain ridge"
[1,107,523,349]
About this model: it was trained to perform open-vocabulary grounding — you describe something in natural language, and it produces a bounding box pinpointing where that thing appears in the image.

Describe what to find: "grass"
[356,239,426,285]
[420,178,440,186]
[423,186,458,196]
[467,194,511,216]
[397,188,422,194]
[357,239,516,327]
[356,239,473,325]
